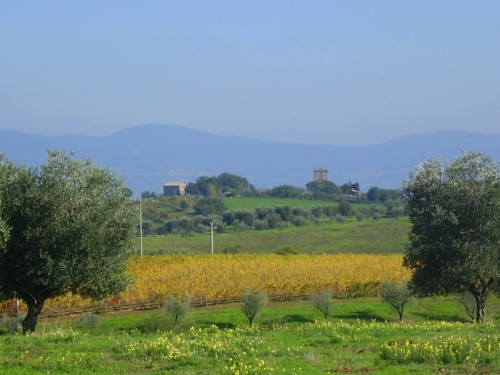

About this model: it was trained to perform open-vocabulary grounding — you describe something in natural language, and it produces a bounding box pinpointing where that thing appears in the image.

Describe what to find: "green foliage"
[179,200,190,210]
[381,280,414,321]
[186,173,256,197]
[75,312,101,331]
[0,207,8,251]
[268,185,304,198]
[458,292,477,323]
[140,191,157,198]
[222,245,242,254]
[311,289,333,319]
[380,334,500,366]
[139,311,171,333]
[1,297,499,374]
[306,180,342,200]
[1,312,25,335]
[223,197,346,211]
[164,295,192,324]
[337,200,352,216]
[384,199,406,218]
[341,181,360,193]
[193,197,226,216]
[223,209,255,228]
[403,151,500,323]
[185,176,219,196]
[218,172,256,196]
[150,196,380,236]
[138,217,410,255]
[0,150,135,333]
[140,220,154,236]
[0,167,9,253]
[273,245,300,255]
[242,288,268,327]
[366,186,400,202]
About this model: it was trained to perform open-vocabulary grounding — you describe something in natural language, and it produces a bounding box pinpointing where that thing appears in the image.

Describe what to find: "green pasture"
[136,217,410,254]
[140,196,193,220]
[223,196,372,211]
[3,296,499,374]
[140,196,375,221]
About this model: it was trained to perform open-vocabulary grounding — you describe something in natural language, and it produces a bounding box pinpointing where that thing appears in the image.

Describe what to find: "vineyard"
[41,254,411,315]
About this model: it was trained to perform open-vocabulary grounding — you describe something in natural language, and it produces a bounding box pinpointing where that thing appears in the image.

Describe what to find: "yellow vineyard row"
[44,254,411,312]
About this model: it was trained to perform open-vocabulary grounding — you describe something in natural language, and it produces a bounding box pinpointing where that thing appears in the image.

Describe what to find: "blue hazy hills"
[1,124,499,196]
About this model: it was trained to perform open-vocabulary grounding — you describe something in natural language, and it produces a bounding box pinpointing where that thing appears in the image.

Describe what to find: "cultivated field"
[136,218,410,255]
[42,254,411,314]
[2,198,498,374]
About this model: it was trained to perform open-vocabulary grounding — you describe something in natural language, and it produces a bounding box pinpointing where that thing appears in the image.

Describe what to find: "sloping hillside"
[1,124,499,195]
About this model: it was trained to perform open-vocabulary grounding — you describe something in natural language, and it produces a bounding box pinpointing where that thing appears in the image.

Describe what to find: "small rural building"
[314,168,328,182]
[344,188,360,200]
[163,182,186,196]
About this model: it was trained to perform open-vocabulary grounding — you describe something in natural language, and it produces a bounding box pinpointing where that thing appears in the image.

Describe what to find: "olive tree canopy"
[0,151,135,333]
[0,199,8,249]
[403,151,500,323]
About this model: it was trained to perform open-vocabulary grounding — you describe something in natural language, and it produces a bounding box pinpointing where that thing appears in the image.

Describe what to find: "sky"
[1,1,499,146]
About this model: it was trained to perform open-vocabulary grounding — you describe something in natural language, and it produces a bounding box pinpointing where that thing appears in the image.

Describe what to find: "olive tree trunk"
[473,293,486,323]
[469,278,494,324]
[21,295,45,334]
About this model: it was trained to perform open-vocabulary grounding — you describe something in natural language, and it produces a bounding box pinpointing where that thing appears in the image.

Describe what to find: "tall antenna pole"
[139,196,143,256]
[210,221,215,255]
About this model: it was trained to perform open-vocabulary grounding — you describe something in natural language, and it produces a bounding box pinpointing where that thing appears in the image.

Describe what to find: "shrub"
[335,214,345,223]
[1,312,25,335]
[254,219,269,231]
[242,289,268,327]
[222,245,242,254]
[164,295,192,324]
[273,245,300,255]
[179,200,190,210]
[381,280,413,321]
[140,311,170,333]
[233,219,248,232]
[311,206,323,218]
[75,312,101,331]
[311,290,333,320]
[293,216,307,226]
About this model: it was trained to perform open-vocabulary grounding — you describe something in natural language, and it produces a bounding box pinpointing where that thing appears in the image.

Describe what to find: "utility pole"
[139,196,143,256]
[210,221,217,255]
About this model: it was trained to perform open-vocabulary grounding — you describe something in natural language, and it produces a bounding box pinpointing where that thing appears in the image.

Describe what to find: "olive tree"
[0,200,8,250]
[0,151,135,333]
[403,152,500,323]
[381,280,413,322]
[242,288,268,327]
[164,294,192,324]
[311,289,333,320]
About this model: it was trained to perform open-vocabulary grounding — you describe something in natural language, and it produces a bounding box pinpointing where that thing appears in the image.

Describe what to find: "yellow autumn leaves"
[45,254,411,312]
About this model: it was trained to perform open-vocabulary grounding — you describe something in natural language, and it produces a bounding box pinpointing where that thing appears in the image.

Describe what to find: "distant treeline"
[139,172,405,237]
[142,172,400,202]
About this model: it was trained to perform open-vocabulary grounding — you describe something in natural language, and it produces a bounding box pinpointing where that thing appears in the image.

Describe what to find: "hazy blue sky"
[1,1,499,145]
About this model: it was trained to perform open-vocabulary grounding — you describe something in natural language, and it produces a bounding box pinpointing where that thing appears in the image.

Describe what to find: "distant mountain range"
[1,124,499,195]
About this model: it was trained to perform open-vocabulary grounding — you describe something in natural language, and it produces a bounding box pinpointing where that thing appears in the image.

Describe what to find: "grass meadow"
[2,296,499,374]
[2,198,497,374]
[223,197,372,211]
[136,217,410,255]
[143,196,372,217]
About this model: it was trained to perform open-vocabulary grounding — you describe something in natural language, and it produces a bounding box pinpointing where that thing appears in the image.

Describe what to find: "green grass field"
[223,196,372,211]
[140,196,377,223]
[137,217,410,254]
[2,296,499,374]
[5,196,494,374]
